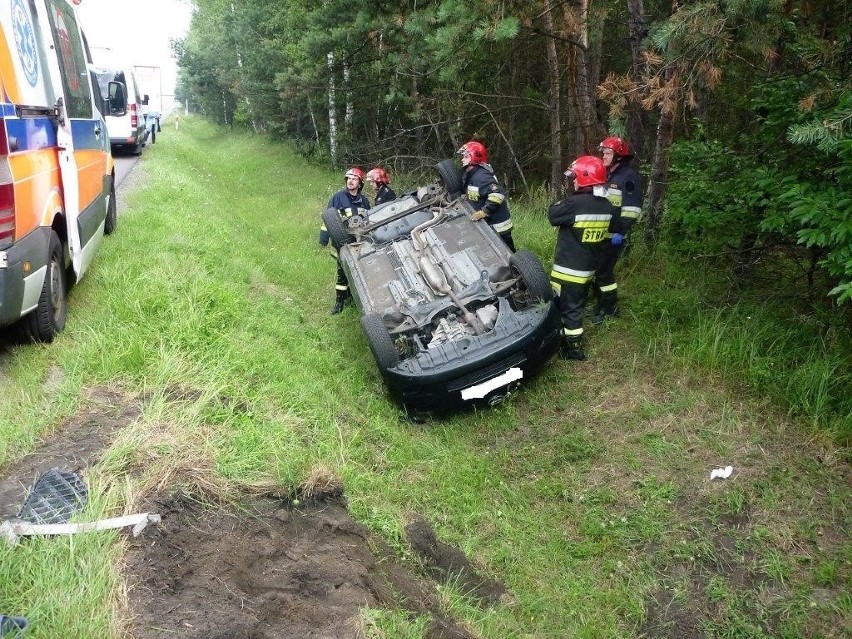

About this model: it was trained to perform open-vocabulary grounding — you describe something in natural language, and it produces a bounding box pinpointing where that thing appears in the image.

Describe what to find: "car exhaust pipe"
[412,210,486,336]
[419,255,451,294]
[410,209,446,251]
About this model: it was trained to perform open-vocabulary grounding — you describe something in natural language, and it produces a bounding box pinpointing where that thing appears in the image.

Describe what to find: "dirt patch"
[639,588,704,639]
[405,516,508,606]
[0,386,139,519]
[125,492,483,639]
[638,496,772,639]
[0,385,505,638]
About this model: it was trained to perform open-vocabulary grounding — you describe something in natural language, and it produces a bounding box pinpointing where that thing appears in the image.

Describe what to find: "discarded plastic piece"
[0,615,28,638]
[17,468,87,524]
[0,513,161,546]
[709,465,734,480]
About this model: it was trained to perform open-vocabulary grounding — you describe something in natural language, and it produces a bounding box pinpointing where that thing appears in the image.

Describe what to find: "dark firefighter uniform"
[549,189,616,345]
[462,163,516,251]
[374,184,397,205]
[319,190,371,304]
[593,164,643,319]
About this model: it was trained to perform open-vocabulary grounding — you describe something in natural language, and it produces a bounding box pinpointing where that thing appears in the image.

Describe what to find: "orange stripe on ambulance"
[0,0,116,342]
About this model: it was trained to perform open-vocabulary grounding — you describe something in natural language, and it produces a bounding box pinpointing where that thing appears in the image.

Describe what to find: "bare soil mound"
[125,492,481,639]
[0,386,506,638]
[0,386,139,520]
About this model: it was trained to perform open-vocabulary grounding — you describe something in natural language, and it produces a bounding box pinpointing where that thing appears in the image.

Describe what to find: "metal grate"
[0,615,29,638]
[17,468,88,525]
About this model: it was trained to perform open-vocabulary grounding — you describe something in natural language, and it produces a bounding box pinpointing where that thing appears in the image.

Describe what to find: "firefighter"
[319,167,371,314]
[549,156,616,361]
[457,141,516,251]
[593,136,644,323]
[365,167,397,205]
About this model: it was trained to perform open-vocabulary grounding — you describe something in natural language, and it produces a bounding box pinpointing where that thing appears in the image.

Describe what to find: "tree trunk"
[644,0,681,244]
[308,100,319,144]
[412,73,425,155]
[644,70,678,244]
[343,60,353,129]
[562,0,597,156]
[542,2,563,193]
[327,52,338,164]
[626,0,648,159]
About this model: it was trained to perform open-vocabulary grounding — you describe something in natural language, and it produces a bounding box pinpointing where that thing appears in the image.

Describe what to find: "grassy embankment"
[0,117,848,638]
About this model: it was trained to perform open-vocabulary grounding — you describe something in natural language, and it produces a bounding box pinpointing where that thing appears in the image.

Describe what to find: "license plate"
[461,367,523,401]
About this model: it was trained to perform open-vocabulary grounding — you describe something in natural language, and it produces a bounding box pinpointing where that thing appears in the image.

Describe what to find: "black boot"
[592,305,620,325]
[330,290,349,315]
[593,290,620,325]
[559,336,586,361]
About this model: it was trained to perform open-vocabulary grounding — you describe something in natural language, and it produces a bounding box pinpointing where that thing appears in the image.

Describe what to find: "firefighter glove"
[470,210,487,222]
[611,233,624,246]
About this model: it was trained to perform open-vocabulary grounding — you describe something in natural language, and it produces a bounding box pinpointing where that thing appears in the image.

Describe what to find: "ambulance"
[0,0,116,342]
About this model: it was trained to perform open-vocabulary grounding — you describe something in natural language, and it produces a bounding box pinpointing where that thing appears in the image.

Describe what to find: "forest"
[173,0,851,309]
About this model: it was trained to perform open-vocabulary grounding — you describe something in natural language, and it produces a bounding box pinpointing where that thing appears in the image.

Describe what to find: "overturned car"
[324,160,561,415]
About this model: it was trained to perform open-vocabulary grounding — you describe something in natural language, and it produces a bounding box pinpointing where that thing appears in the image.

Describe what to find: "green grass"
[0,117,849,638]
[621,243,852,445]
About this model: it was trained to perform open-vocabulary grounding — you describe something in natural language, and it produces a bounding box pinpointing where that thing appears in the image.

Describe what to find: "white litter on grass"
[0,512,161,546]
[709,465,734,480]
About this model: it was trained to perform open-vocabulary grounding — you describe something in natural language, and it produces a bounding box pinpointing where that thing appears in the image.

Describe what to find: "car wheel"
[435,159,463,199]
[361,313,401,372]
[104,180,117,235]
[322,207,354,247]
[19,231,67,342]
[510,249,553,304]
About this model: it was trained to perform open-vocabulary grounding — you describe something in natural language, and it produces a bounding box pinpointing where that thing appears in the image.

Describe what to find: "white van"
[90,65,149,154]
[1,0,117,341]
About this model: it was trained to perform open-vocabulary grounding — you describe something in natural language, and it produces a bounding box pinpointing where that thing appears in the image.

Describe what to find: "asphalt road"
[114,154,140,188]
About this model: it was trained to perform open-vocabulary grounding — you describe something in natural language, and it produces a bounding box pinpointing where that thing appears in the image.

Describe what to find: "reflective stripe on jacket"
[462,163,513,232]
[549,190,617,277]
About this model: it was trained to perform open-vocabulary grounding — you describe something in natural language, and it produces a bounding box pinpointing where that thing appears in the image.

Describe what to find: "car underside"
[325,161,560,415]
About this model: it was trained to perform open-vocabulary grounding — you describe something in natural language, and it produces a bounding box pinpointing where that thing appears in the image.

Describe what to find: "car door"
[36,0,101,276]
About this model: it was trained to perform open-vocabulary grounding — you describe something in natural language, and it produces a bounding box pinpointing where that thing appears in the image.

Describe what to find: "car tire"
[104,180,117,235]
[510,249,553,304]
[435,159,463,199]
[19,231,67,342]
[361,313,400,371]
[322,207,353,247]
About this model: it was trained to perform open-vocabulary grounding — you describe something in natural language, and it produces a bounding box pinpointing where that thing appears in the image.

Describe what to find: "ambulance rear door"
[34,0,92,276]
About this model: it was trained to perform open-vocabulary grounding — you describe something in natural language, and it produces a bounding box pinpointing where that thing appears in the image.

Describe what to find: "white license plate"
[461,367,523,401]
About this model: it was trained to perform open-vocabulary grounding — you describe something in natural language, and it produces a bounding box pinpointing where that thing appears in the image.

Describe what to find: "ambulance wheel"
[104,181,117,235]
[20,231,67,342]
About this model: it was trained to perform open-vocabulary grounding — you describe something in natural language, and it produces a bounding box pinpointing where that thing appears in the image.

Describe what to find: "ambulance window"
[45,0,91,119]
[89,70,106,116]
[19,0,58,107]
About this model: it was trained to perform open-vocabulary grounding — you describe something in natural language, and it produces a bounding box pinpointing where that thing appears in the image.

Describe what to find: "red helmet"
[344,167,365,184]
[365,167,390,186]
[457,141,488,165]
[565,156,607,188]
[599,136,632,159]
